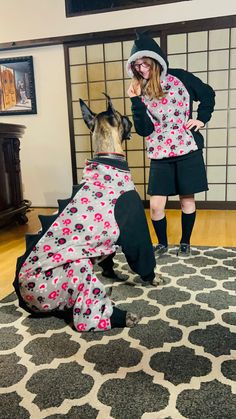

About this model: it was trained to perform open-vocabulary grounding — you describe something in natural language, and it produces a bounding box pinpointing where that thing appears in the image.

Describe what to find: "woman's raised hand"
[127,80,141,98]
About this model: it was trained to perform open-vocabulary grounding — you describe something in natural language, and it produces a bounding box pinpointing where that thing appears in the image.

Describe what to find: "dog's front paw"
[125,312,141,327]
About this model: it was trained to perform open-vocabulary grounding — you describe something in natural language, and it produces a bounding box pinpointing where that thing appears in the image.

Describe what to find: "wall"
[0,0,235,43]
[0,46,72,207]
[0,0,235,206]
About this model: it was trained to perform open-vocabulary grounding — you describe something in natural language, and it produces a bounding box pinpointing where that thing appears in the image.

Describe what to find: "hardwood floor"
[1,207,235,300]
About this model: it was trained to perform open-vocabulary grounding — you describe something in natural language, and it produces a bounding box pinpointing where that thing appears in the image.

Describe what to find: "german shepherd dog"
[13,95,158,332]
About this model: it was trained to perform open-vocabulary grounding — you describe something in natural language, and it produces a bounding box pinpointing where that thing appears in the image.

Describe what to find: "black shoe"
[177,243,191,258]
[135,275,163,287]
[101,270,127,281]
[153,244,168,258]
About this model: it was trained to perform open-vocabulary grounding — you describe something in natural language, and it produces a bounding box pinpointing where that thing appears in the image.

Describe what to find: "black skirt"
[147,150,208,196]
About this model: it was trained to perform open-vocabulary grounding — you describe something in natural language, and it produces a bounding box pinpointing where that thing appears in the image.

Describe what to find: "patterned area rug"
[0,246,236,419]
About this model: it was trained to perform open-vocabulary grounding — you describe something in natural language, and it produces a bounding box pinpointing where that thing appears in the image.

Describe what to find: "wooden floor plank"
[1,207,235,300]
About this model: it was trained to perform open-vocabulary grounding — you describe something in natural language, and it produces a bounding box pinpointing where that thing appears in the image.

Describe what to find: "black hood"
[126,34,168,79]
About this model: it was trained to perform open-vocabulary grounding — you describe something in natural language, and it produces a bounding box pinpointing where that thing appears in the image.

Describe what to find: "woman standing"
[127,34,215,257]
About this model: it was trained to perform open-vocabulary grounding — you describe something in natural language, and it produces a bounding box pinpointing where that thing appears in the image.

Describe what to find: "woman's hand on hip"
[127,80,141,98]
[185,119,204,131]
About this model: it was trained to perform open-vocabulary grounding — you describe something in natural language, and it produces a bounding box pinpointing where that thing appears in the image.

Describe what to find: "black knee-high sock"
[180,211,196,244]
[152,217,168,247]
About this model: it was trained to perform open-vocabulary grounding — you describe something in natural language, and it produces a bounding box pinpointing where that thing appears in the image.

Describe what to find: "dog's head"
[79,94,132,154]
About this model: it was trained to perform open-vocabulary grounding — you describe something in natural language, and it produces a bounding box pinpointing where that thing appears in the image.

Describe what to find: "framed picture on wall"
[0,56,37,115]
[65,0,190,16]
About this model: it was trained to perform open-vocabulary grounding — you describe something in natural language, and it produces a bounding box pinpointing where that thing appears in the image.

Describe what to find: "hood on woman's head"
[126,33,168,79]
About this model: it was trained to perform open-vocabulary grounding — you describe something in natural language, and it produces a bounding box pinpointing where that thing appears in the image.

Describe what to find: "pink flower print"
[48,290,60,300]
[156,128,162,133]
[76,323,87,331]
[168,151,176,157]
[174,80,180,86]
[62,227,72,235]
[77,283,84,292]
[124,174,130,182]
[93,181,105,189]
[104,239,111,246]
[92,173,99,180]
[72,276,79,284]
[146,135,151,141]
[81,197,89,204]
[168,76,174,82]
[86,298,93,306]
[186,110,190,116]
[104,221,111,229]
[62,219,71,226]
[161,98,168,105]
[88,248,96,254]
[52,253,63,263]
[67,247,75,253]
[43,245,51,252]
[26,294,34,302]
[53,277,59,285]
[67,269,74,278]
[179,140,184,145]
[97,319,109,330]
[152,102,158,107]
[68,297,75,305]
[42,304,49,309]
[84,289,89,296]
[179,150,184,154]
[39,284,47,290]
[178,101,184,107]
[165,138,172,145]
[61,282,68,290]
[177,118,183,124]
[157,145,163,151]
[94,213,103,222]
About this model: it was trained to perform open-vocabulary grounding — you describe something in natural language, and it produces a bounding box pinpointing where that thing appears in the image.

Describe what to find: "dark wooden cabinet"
[0,122,31,227]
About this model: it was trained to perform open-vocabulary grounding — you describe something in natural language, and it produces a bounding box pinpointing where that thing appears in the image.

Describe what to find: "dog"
[13,94,158,333]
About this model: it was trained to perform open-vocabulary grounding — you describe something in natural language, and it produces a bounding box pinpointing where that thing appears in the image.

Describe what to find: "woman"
[126,34,215,257]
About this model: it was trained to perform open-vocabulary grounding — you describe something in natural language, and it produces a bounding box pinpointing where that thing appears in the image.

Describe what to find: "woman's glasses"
[133,62,151,71]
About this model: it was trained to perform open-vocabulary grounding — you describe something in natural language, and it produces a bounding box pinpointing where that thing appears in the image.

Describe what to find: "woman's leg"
[150,195,168,256]
[178,194,196,256]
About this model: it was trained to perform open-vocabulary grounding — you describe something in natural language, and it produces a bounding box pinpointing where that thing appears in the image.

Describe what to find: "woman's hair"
[131,57,165,100]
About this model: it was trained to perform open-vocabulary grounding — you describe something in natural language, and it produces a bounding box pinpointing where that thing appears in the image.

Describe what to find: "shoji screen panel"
[68,37,160,201]
[167,28,236,204]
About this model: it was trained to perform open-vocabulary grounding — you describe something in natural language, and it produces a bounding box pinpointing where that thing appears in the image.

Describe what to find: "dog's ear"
[122,116,132,140]
[79,99,96,131]
[103,92,116,115]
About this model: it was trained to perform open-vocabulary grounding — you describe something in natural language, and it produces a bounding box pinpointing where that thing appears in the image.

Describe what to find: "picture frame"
[0,56,37,115]
[65,0,190,17]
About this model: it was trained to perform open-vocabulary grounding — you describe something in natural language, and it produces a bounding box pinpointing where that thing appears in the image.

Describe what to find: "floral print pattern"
[143,74,198,159]
[18,161,135,332]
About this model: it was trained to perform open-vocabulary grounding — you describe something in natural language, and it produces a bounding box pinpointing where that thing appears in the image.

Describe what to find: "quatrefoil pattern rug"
[0,247,236,419]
